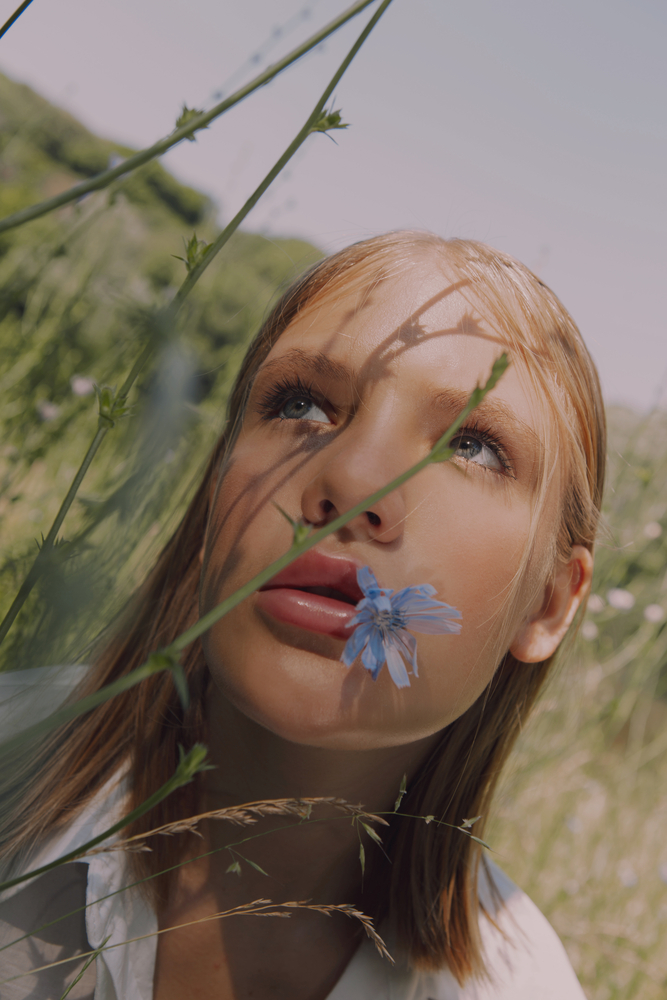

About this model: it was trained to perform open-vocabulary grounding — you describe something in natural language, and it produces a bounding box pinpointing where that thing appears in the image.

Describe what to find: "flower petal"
[361,628,387,679]
[345,602,374,629]
[357,565,382,598]
[341,622,373,667]
[395,629,418,675]
[344,570,462,689]
[392,584,437,610]
[358,566,394,602]
[404,612,462,635]
[385,643,411,688]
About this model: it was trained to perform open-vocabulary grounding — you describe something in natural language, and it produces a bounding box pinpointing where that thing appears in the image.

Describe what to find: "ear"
[510,545,594,663]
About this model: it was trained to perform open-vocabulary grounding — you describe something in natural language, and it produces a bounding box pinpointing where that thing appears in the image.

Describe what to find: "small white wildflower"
[644,521,663,540]
[644,604,665,624]
[607,588,635,611]
[37,401,60,421]
[71,375,95,397]
[587,593,605,613]
[581,621,599,641]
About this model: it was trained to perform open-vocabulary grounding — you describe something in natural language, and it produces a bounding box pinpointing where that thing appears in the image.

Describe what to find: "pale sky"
[1,0,665,409]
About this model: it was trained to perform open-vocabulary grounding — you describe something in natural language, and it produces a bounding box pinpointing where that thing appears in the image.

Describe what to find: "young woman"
[0,231,605,999]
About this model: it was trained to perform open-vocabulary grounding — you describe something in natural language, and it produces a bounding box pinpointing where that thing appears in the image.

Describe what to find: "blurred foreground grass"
[1,70,666,1000]
[0,69,321,669]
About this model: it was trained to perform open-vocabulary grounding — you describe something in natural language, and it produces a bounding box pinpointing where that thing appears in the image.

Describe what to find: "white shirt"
[0,668,586,1000]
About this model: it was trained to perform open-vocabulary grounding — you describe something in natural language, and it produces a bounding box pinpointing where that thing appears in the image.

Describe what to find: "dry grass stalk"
[1,897,393,986]
[78,796,388,858]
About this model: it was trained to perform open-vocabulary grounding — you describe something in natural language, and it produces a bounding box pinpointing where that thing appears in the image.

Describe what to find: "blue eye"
[279,396,330,423]
[257,376,333,425]
[453,433,504,472]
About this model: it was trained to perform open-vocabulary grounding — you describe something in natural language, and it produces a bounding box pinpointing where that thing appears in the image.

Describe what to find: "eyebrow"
[254,349,541,450]
[431,387,533,437]
[254,349,353,388]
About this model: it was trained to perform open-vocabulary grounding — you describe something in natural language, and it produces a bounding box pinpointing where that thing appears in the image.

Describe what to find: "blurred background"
[0,1,665,996]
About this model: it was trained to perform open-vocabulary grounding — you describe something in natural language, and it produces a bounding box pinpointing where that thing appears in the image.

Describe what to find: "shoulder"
[331,861,586,1000]
[0,863,95,1000]
[462,860,586,1000]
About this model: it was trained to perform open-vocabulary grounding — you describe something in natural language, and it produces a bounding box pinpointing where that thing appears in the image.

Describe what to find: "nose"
[300,428,408,544]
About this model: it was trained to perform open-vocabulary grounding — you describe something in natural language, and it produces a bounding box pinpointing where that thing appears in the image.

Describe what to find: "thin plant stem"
[171,0,396,309]
[1,798,482,949]
[169,351,504,653]
[57,937,110,1000]
[0,426,106,645]
[0,899,391,986]
[0,0,34,41]
[0,743,208,892]
[0,2,391,648]
[0,355,508,755]
[0,0,378,235]
[0,340,154,647]
[0,657,179,761]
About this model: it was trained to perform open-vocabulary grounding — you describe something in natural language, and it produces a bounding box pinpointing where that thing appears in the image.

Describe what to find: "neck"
[195,684,437,907]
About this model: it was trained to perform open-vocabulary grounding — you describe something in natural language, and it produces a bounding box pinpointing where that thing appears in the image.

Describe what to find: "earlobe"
[510,545,594,664]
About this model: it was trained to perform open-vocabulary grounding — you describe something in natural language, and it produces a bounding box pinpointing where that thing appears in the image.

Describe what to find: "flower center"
[371,609,407,633]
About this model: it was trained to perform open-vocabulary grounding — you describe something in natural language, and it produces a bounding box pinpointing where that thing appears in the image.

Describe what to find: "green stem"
[0,340,154,648]
[0,659,165,760]
[0,0,378,235]
[170,352,503,652]
[0,425,107,646]
[0,744,209,893]
[171,0,396,309]
[0,355,507,753]
[57,937,110,1000]
[173,455,433,652]
[0,0,34,40]
[0,2,390,647]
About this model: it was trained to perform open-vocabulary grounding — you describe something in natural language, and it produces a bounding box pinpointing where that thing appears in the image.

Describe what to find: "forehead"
[262,261,549,438]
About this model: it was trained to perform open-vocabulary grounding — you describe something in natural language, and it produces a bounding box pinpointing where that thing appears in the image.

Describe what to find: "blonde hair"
[1,231,605,984]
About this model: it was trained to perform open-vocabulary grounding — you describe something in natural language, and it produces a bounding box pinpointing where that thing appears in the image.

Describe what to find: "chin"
[207,642,444,753]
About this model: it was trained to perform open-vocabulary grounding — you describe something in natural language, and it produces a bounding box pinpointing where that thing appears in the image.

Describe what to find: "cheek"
[404,476,538,693]
[416,471,532,618]
[201,442,285,602]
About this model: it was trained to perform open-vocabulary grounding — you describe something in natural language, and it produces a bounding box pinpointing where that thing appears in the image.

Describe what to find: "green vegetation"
[1,67,666,999]
[490,405,667,999]
[0,70,321,669]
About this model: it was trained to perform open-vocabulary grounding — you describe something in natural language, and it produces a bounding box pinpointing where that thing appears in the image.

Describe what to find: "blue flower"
[341,566,462,689]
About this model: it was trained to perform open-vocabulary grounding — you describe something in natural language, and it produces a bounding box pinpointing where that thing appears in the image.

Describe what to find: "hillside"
[0,70,322,665]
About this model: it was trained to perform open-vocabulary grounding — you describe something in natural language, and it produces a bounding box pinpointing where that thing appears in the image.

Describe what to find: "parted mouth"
[258,549,364,607]
[290,585,358,606]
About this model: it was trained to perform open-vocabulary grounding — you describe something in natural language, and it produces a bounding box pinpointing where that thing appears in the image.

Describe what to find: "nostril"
[366,511,381,527]
[321,499,334,515]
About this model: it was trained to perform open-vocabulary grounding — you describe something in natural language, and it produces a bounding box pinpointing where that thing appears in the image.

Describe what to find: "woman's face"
[200,258,559,750]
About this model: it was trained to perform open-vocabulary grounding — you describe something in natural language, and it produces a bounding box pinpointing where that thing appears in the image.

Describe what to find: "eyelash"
[256,376,329,422]
[256,377,513,475]
[451,420,514,476]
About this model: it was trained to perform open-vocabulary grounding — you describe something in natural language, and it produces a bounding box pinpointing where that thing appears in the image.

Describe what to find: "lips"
[255,549,364,639]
